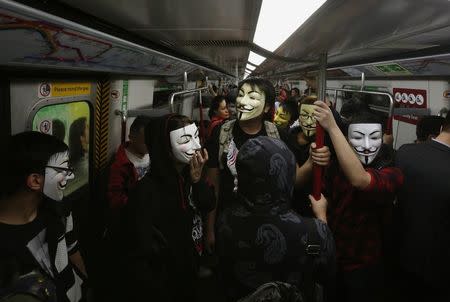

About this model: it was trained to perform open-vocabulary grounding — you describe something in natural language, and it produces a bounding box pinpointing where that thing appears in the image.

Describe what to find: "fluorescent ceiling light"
[250,0,326,65]
[248,51,266,66]
[246,64,256,71]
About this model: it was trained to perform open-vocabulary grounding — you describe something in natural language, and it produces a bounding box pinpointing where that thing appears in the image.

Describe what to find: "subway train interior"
[0,0,449,301]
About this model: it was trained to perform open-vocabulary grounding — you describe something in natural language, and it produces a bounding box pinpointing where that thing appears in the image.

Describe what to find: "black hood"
[236,136,296,211]
[145,114,179,181]
[367,143,395,170]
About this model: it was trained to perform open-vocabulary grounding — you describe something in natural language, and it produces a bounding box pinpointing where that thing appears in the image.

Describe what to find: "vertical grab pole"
[386,92,394,135]
[198,90,206,145]
[360,72,365,91]
[313,53,327,200]
[120,80,129,144]
[183,71,188,90]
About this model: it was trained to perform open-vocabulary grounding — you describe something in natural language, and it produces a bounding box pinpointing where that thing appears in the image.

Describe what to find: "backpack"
[237,218,325,302]
[0,270,57,302]
[218,119,280,169]
[237,281,304,302]
[301,218,325,302]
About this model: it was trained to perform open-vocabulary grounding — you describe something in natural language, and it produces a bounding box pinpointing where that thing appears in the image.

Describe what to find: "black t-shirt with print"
[207,122,267,211]
[0,212,46,278]
[206,121,289,212]
[0,201,83,302]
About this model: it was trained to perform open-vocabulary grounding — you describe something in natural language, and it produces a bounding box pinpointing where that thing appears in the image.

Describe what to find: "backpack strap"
[218,119,236,170]
[302,218,324,302]
[264,121,280,140]
[218,120,279,170]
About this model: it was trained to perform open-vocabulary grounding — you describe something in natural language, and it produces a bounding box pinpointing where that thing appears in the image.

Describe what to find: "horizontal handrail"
[169,87,210,112]
[126,108,171,118]
[326,87,394,117]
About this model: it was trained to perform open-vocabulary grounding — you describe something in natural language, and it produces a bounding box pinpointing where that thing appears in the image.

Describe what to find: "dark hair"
[279,97,299,122]
[291,88,300,95]
[443,112,450,131]
[2,131,68,198]
[167,114,192,133]
[237,77,275,115]
[208,95,228,119]
[416,116,445,141]
[340,95,370,121]
[52,119,66,142]
[348,111,383,132]
[69,117,87,165]
[144,114,193,158]
[299,95,317,107]
[130,116,151,136]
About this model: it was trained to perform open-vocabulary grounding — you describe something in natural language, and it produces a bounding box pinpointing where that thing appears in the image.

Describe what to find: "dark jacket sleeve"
[123,179,169,300]
[206,124,221,169]
[191,179,216,213]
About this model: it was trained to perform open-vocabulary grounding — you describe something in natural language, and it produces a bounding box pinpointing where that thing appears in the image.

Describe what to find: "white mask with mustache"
[43,151,74,201]
[236,83,266,121]
[348,123,383,165]
[170,123,201,164]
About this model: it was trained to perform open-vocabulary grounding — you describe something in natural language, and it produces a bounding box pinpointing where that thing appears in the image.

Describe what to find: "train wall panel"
[326,79,450,149]
[107,79,156,161]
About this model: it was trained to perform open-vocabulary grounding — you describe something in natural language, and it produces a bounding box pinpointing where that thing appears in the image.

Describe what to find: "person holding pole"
[313,100,403,302]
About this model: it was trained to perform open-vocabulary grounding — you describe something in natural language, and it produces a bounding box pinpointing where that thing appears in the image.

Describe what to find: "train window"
[31,101,91,196]
[335,85,392,128]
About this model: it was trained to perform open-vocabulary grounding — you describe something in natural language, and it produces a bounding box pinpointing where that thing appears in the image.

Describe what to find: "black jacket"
[395,140,450,288]
[217,137,336,301]
[122,115,215,302]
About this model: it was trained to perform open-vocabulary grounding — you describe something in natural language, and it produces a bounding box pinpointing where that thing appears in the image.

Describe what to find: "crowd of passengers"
[1,77,449,302]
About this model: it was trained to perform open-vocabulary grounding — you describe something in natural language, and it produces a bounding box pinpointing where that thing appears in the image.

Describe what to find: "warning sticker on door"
[38,82,91,98]
[39,120,52,134]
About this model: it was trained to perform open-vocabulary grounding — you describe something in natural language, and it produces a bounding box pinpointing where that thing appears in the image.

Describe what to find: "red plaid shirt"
[327,166,403,272]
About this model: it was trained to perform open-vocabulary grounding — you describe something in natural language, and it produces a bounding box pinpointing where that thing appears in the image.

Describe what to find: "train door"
[10,80,96,256]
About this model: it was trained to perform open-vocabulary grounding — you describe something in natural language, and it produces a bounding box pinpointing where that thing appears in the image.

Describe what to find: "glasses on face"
[45,166,74,177]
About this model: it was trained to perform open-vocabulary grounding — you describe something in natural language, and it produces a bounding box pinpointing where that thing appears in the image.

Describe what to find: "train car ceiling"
[3,0,450,81]
[251,0,450,78]
[0,0,232,79]
[56,0,261,78]
[273,53,450,80]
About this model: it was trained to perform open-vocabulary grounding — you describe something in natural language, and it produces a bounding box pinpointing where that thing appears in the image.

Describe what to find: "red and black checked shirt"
[327,166,403,272]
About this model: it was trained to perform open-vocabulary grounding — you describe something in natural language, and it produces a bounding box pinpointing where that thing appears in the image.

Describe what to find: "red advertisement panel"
[393,88,427,125]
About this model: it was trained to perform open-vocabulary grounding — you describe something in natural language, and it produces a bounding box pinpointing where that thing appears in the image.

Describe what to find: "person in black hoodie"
[122,114,216,302]
[216,136,336,302]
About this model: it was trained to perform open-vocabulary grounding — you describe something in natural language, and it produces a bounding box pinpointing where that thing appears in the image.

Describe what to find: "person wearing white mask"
[313,101,403,302]
[205,78,331,254]
[0,132,87,302]
[121,114,215,302]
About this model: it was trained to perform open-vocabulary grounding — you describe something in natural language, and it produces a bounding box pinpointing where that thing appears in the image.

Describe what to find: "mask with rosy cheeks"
[43,151,75,201]
[169,123,201,164]
[348,123,383,165]
[299,104,317,137]
[236,83,266,121]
